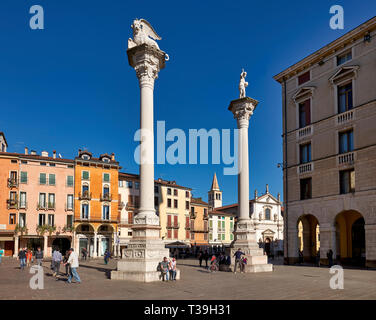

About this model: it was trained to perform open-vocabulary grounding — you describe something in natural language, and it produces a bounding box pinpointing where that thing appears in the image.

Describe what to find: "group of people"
[197,248,247,273]
[16,246,81,284]
[158,257,177,281]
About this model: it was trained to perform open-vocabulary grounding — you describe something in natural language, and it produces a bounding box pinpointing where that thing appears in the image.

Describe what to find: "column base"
[229,219,273,273]
[111,236,180,282]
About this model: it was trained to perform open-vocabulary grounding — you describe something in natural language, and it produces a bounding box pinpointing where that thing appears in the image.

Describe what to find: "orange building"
[190,197,209,250]
[0,151,20,256]
[73,150,120,257]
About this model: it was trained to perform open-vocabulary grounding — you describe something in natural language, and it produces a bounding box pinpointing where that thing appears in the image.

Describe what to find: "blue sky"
[1,1,375,205]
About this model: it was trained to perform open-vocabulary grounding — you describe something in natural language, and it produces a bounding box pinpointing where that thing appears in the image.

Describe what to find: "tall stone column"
[13,235,19,257]
[111,38,174,282]
[43,235,48,256]
[93,232,98,258]
[228,97,272,273]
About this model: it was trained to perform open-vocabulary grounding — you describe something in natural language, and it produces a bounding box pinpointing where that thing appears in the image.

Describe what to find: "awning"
[0,237,14,241]
[165,241,190,248]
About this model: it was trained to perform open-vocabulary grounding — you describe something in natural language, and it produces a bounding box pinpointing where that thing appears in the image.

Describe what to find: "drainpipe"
[283,77,289,264]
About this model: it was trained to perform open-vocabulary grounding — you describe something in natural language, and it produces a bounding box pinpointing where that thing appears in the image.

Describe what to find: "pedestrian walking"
[104,249,111,265]
[52,247,62,278]
[0,248,4,264]
[64,248,81,284]
[18,248,26,270]
[203,250,209,269]
[35,247,44,266]
[327,249,333,267]
[26,249,33,267]
[63,250,70,276]
[198,250,203,267]
[233,248,245,273]
[169,257,177,281]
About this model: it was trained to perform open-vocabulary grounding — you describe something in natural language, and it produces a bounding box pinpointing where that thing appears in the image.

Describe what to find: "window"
[128,195,133,206]
[49,174,56,185]
[19,213,26,227]
[40,162,46,166]
[154,196,159,207]
[19,192,27,208]
[103,173,110,182]
[103,186,110,195]
[48,194,55,209]
[135,182,140,189]
[48,214,55,226]
[38,214,45,226]
[186,191,189,198]
[128,181,133,188]
[67,195,74,210]
[222,233,225,241]
[185,201,189,210]
[167,229,172,239]
[67,176,74,187]
[299,99,311,128]
[300,143,311,164]
[49,163,55,167]
[298,71,310,85]
[337,50,352,66]
[9,214,16,225]
[173,229,178,239]
[66,215,73,227]
[230,221,234,230]
[187,231,191,239]
[174,199,178,208]
[230,234,233,241]
[265,208,271,220]
[174,215,178,227]
[167,199,172,208]
[209,233,213,241]
[339,130,354,154]
[167,188,171,195]
[119,180,124,187]
[102,205,110,220]
[174,189,178,196]
[154,186,159,193]
[134,196,140,207]
[82,171,89,180]
[209,220,213,229]
[81,204,89,219]
[338,83,353,113]
[300,178,312,200]
[39,193,46,208]
[39,173,46,185]
[20,171,28,184]
[340,169,355,194]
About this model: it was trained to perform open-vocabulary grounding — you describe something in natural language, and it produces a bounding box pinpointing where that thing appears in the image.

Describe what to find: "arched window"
[265,208,271,220]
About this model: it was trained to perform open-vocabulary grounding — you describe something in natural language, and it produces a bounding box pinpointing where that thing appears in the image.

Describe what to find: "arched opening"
[297,214,320,263]
[52,238,71,255]
[264,238,271,256]
[98,224,114,256]
[76,223,95,257]
[335,211,365,266]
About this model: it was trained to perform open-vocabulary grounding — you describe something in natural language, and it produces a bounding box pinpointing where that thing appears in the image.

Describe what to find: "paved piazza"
[0,257,375,300]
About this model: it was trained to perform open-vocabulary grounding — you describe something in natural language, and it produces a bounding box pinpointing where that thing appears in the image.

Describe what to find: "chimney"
[24,147,28,155]
[278,192,281,202]
[41,151,49,157]
[266,184,269,193]
[78,149,82,156]
[31,150,37,155]
[53,150,56,159]
[254,189,258,200]
[111,153,115,161]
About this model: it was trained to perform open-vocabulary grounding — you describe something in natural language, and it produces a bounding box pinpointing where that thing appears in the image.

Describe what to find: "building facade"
[208,210,235,248]
[274,17,376,267]
[190,197,209,249]
[74,150,120,257]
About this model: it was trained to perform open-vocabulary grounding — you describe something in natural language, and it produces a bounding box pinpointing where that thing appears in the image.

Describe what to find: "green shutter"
[230,234,233,240]
[103,173,110,182]
[82,171,89,179]
[67,176,73,186]
[20,171,27,183]
[218,221,221,229]
[49,174,55,185]
[40,173,46,184]
[222,233,225,240]
[222,221,225,229]
[209,220,212,228]
[230,222,233,230]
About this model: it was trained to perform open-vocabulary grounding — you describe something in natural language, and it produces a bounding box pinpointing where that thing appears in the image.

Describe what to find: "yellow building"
[73,150,120,257]
[190,197,209,249]
[208,210,235,248]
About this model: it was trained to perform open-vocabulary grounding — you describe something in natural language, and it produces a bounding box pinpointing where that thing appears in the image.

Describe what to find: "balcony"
[37,203,47,210]
[338,152,355,166]
[298,162,314,175]
[297,125,313,140]
[79,191,92,200]
[7,178,18,188]
[7,199,18,209]
[47,202,56,210]
[190,212,197,219]
[167,223,180,229]
[336,110,354,126]
[100,193,112,201]
[185,224,190,230]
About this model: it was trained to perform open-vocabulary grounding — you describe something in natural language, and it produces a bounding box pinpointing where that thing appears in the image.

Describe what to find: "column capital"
[228,97,258,128]
[127,44,167,89]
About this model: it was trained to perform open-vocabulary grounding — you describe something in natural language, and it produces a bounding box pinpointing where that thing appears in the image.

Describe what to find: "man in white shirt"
[64,248,81,284]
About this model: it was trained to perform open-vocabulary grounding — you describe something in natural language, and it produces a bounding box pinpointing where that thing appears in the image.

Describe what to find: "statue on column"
[239,69,248,98]
[128,19,162,49]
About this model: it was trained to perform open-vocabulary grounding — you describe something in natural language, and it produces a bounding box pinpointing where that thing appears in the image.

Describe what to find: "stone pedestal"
[228,97,272,273]
[111,35,178,282]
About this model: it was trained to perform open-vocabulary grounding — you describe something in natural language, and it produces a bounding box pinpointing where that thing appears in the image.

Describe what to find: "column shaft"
[238,124,249,221]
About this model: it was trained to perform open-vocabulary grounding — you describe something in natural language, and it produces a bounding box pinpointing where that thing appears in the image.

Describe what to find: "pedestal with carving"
[228,97,273,273]
[111,43,178,282]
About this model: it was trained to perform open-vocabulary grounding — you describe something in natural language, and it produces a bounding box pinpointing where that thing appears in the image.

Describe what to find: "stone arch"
[335,210,365,266]
[297,214,320,262]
